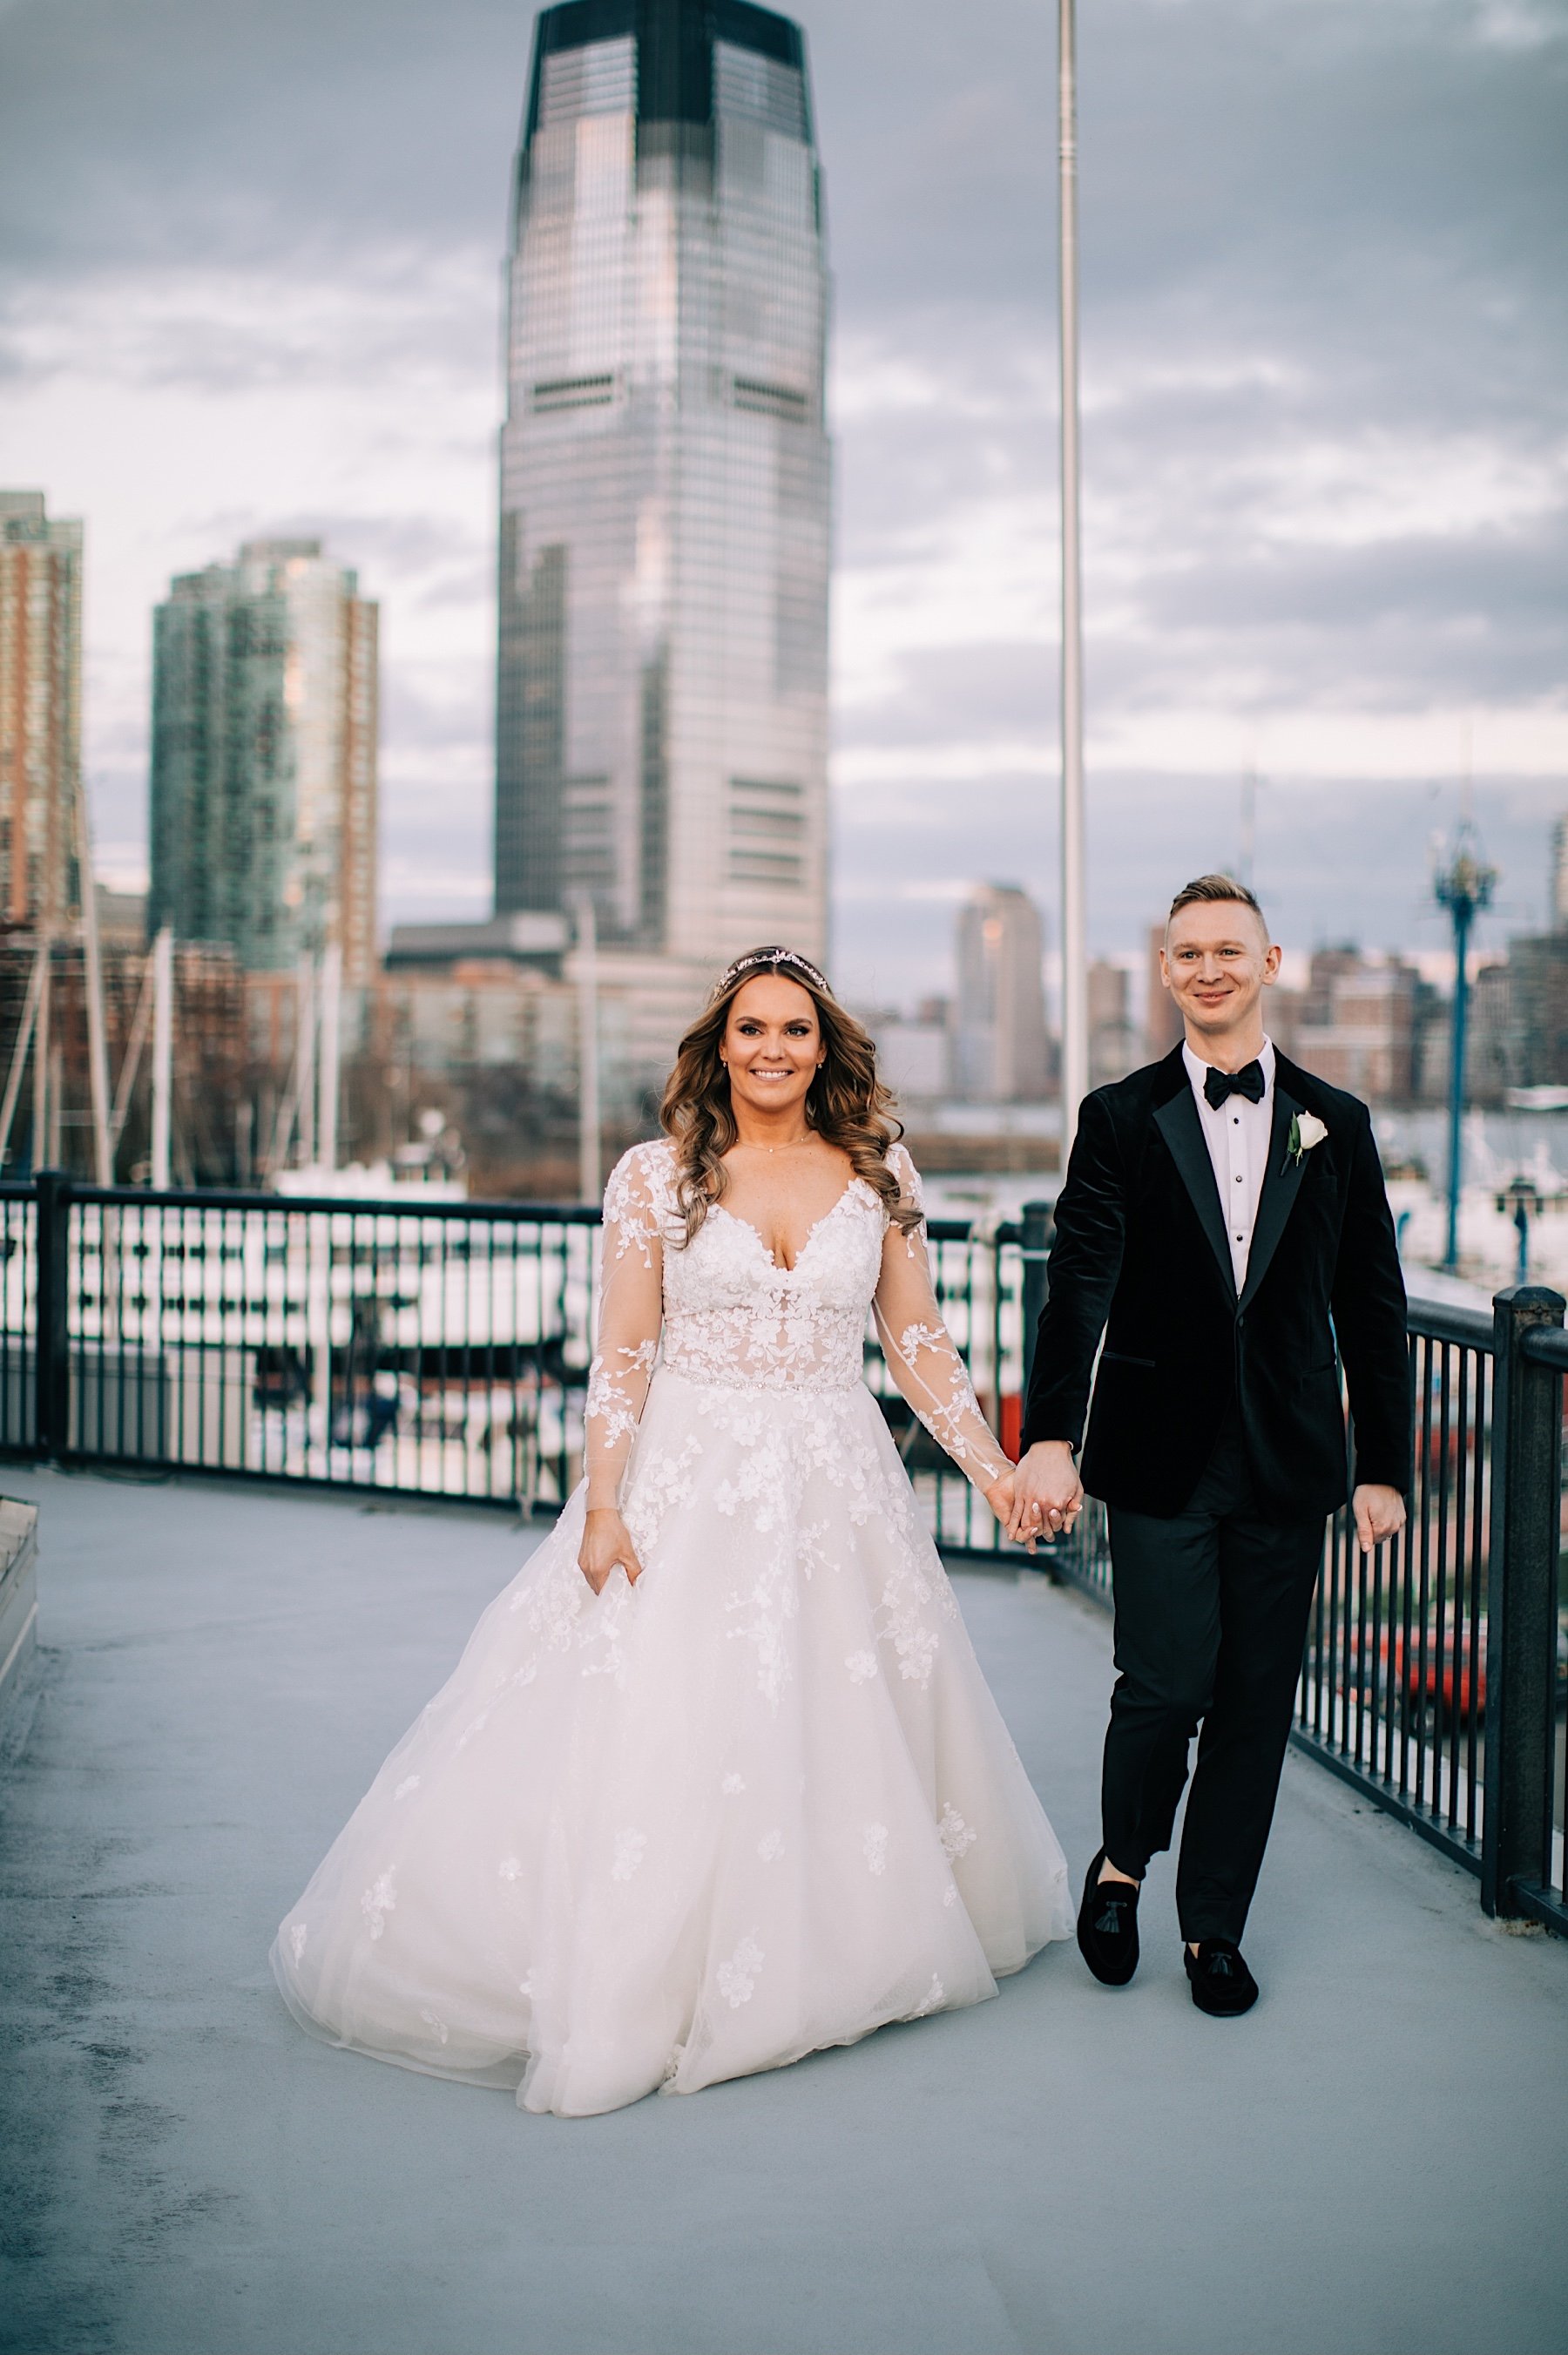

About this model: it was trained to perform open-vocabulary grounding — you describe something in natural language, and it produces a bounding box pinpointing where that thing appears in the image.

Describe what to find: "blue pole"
[1443,900,1470,1271]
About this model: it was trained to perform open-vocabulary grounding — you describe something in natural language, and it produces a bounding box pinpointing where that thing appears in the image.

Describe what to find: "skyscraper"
[953,884,1051,1104]
[149,539,378,982]
[496,0,830,969]
[0,491,84,931]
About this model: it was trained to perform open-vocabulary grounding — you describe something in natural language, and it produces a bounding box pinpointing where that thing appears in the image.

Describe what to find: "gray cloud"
[0,0,528,274]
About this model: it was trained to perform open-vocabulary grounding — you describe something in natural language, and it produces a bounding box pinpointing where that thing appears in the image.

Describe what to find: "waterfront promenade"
[2,1467,1566,2355]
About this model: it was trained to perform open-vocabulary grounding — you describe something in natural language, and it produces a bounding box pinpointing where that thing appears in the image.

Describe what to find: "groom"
[1010,875,1410,2014]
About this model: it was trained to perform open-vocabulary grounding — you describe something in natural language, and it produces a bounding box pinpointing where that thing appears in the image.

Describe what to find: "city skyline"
[1,0,1564,1011]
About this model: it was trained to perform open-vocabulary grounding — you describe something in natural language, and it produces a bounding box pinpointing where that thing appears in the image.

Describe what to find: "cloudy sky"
[2,0,1564,1007]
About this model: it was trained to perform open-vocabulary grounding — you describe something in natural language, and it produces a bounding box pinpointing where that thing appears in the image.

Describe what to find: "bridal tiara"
[712,946,833,999]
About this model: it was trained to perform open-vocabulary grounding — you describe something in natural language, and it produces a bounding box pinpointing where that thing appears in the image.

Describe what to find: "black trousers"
[1101,1411,1325,1944]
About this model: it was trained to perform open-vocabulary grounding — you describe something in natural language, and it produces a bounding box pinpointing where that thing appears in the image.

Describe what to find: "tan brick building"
[0,491,84,932]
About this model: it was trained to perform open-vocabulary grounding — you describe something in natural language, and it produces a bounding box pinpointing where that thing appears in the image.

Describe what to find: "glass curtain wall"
[149,541,379,983]
[496,0,830,967]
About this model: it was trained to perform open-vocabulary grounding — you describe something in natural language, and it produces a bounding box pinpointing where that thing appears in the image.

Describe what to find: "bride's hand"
[983,1469,1017,1534]
[578,1507,645,1595]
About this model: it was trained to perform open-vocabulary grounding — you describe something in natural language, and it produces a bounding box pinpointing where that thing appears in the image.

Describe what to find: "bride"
[272,945,1073,2116]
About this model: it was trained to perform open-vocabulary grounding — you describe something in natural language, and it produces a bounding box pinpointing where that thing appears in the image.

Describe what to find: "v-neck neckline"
[710,1179,869,1275]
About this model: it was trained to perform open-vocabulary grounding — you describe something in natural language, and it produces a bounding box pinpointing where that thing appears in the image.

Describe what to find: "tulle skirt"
[270,1369,1073,2117]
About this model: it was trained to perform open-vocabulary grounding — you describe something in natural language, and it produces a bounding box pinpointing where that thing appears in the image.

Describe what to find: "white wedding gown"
[271,1141,1072,2116]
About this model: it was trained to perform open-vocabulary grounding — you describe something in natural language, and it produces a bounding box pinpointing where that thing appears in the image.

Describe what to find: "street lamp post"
[1057,0,1088,1154]
[572,893,601,1207]
[1433,837,1495,1273]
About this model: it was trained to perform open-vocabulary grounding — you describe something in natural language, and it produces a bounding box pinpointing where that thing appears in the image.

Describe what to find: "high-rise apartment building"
[953,884,1051,1103]
[496,0,830,967]
[0,491,84,930]
[1088,958,1138,1087]
[1144,923,1185,1060]
[149,539,378,982]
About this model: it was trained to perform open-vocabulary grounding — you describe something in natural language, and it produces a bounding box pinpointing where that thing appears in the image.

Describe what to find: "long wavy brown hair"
[660,946,921,1245]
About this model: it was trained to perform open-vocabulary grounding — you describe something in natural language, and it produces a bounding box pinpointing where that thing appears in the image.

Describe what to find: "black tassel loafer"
[1076,1848,1141,1986]
[1184,1939,1259,2016]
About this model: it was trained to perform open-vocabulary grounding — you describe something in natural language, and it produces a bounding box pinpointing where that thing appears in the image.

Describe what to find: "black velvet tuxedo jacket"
[1021,1044,1412,1519]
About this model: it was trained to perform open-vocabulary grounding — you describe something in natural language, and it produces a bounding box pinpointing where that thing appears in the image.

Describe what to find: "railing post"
[33,1168,71,1462]
[1482,1282,1566,1918]
[1020,1199,1052,1400]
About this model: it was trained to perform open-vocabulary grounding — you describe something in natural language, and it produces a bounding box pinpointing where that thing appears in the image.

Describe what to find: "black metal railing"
[0,1173,1562,1933]
[31,1177,601,1509]
[1284,1289,1567,1935]
[1485,1296,1568,1932]
[1292,1299,1495,1871]
[7,1177,1045,1523]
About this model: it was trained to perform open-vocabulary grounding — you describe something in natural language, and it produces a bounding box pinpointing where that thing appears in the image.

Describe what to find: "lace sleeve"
[871,1146,1010,1494]
[585,1146,666,1510]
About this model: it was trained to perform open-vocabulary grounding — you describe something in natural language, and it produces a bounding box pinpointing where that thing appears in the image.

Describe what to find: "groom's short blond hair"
[1167,873,1267,937]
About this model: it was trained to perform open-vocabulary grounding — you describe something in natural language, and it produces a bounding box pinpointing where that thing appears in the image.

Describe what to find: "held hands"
[578,1506,645,1595]
[1352,1483,1406,1555]
[982,1467,1078,1553]
[999,1440,1085,1554]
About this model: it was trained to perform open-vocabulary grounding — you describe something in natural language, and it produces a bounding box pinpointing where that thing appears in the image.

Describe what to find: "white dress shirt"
[1183,1036,1275,1294]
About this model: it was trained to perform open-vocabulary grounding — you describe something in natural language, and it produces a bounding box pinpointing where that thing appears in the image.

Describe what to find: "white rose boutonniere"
[1286,1111,1328,1169]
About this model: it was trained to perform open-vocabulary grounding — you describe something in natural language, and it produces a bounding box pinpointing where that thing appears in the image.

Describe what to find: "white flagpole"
[0,944,45,1168]
[150,926,173,1189]
[32,926,51,1169]
[72,781,112,1185]
[109,954,155,1153]
[318,941,342,1174]
[1058,0,1089,1153]
[574,895,601,1206]
[295,954,317,1170]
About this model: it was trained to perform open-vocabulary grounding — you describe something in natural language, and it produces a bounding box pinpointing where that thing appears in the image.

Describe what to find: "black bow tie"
[1204,1060,1265,1110]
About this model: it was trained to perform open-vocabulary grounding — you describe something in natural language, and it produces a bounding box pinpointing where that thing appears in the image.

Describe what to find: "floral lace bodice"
[585,1139,1010,1504]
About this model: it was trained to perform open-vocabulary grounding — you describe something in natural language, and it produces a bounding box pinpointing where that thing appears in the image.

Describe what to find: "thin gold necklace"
[737,1131,815,1154]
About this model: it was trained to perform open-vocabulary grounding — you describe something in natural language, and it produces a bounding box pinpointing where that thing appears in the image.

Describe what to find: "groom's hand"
[1352,1483,1406,1555]
[1008,1441,1084,1553]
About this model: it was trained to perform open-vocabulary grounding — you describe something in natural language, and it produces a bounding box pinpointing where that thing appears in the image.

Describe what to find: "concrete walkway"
[2,1466,1565,2355]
